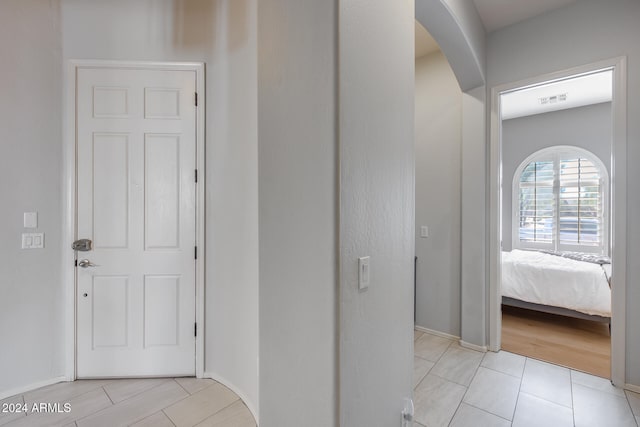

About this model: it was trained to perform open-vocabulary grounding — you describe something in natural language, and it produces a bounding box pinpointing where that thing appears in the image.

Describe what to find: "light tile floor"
[0,377,256,427]
[414,329,640,427]
[3,335,640,427]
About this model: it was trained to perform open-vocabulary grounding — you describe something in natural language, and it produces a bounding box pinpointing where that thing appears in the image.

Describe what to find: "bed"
[501,249,611,324]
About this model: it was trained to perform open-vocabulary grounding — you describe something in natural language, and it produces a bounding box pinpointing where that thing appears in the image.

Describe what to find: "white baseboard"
[0,376,67,401]
[625,383,640,394]
[459,340,488,353]
[204,371,258,425]
[414,325,460,341]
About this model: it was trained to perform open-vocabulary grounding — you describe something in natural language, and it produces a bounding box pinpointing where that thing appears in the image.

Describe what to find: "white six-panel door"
[76,67,197,377]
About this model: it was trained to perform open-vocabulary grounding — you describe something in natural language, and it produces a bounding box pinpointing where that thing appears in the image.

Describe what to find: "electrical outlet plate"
[22,233,44,249]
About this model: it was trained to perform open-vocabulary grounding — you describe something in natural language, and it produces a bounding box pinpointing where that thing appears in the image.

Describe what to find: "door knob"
[78,259,99,268]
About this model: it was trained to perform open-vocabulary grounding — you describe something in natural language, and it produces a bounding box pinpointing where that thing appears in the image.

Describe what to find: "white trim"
[0,377,67,401]
[488,86,502,352]
[625,383,640,394]
[610,57,627,388]
[63,61,77,382]
[488,57,627,385]
[64,60,206,381]
[414,326,460,341]
[459,341,488,353]
[194,64,206,379]
[204,371,258,425]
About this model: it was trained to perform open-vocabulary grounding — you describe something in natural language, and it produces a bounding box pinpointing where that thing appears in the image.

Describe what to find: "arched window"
[513,146,608,255]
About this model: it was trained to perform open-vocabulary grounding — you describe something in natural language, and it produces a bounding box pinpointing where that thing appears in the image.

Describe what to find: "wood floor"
[501,305,611,378]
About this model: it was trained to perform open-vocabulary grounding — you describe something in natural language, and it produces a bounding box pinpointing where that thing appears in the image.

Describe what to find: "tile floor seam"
[414,354,433,362]
[38,381,106,404]
[173,378,192,395]
[104,378,170,406]
[446,398,465,426]
[71,401,110,426]
[414,372,429,390]
[428,370,471,389]
[460,401,513,423]
[435,340,454,364]
[478,362,523,379]
[570,371,577,427]
[510,357,527,423]
[623,390,639,427]
[160,385,194,408]
[452,352,488,425]
[161,408,177,427]
[175,378,218,395]
[102,386,115,405]
[197,398,242,425]
[70,381,179,426]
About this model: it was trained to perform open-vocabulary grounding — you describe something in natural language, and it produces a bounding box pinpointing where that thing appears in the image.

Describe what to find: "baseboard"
[0,376,67,401]
[414,325,460,341]
[625,383,640,394]
[459,340,488,353]
[204,371,258,425]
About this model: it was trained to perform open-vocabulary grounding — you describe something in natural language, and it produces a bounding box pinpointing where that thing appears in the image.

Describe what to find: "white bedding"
[502,250,611,317]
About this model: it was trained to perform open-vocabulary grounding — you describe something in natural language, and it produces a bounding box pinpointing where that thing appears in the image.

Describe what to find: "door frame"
[488,57,627,386]
[62,60,206,380]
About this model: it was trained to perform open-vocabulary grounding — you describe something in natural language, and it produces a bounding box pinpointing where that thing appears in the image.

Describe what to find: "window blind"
[515,148,606,254]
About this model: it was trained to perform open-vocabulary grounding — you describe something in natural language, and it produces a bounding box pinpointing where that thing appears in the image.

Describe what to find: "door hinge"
[195,169,198,183]
[74,259,77,267]
[194,246,198,260]
[194,322,197,337]
[194,92,198,107]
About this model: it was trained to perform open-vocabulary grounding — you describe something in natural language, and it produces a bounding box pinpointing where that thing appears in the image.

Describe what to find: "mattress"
[501,249,611,317]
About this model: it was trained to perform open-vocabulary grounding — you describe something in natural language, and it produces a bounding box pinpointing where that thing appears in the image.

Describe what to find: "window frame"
[512,145,609,255]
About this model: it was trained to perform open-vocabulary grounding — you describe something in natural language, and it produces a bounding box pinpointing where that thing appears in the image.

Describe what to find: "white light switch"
[420,226,429,238]
[22,233,44,249]
[358,256,370,290]
[24,212,38,228]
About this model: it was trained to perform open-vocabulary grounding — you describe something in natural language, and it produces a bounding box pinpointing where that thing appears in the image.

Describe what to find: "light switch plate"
[24,212,38,228]
[358,256,370,290]
[22,233,44,249]
[420,226,429,238]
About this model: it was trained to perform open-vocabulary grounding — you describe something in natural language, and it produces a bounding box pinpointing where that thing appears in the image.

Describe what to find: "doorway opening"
[489,59,627,383]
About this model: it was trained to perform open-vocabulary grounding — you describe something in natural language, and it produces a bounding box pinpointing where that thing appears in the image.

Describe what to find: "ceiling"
[472,0,581,32]
[416,0,582,58]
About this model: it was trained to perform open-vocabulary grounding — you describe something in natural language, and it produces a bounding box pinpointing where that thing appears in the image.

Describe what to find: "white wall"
[414,52,462,336]
[0,0,65,396]
[61,0,259,414]
[257,1,338,426]
[487,0,640,384]
[501,103,612,251]
[339,0,415,425]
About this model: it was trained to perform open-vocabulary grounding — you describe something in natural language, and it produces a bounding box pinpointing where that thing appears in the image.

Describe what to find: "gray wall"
[339,0,415,425]
[487,0,640,384]
[257,1,337,425]
[0,0,262,412]
[415,51,462,337]
[0,0,64,394]
[62,0,260,415]
[502,103,612,251]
